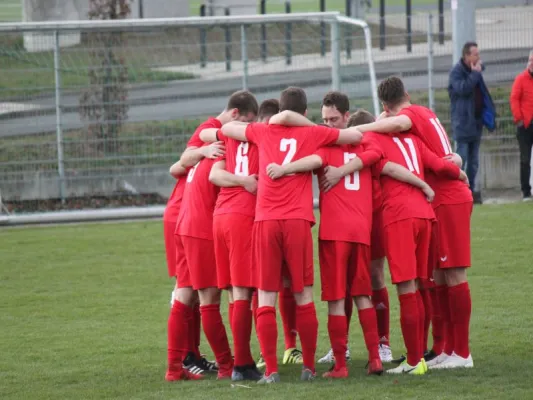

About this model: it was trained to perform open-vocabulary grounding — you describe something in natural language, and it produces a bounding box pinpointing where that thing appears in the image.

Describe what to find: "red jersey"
[176,117,222,240]
[213,132,258,218]
[398,105,472,206]
[163,178,187,223]
[315,144,374,245]
[245,123,340,224]
[367,132,461,227]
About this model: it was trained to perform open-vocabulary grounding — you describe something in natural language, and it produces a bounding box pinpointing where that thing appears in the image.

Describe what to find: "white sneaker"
[378,344,393,362]
[317,348,350,363]
[431,352,473,369]
[428,352,451,369]
[387,359,426,375]
[170,288,176,307]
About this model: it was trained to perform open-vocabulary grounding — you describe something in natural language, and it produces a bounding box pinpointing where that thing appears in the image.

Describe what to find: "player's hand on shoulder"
[320,165,343,192]
[243,174,258,194]
[266,163,284,180]
[202,141,225,159]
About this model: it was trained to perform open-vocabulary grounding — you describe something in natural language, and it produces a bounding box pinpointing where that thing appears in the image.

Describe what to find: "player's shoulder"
[402,104,435,119]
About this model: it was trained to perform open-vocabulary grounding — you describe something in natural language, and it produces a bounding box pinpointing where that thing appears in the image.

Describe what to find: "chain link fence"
[1,4,532,214]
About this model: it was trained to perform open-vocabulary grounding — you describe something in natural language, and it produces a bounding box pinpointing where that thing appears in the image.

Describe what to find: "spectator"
[510,50,533,202]
[448,42,496,204]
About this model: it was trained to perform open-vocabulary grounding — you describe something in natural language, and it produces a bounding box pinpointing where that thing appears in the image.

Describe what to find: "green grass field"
[2,203,533,399]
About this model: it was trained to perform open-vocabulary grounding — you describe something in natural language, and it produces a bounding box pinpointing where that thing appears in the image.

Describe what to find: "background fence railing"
[1,3,532,214]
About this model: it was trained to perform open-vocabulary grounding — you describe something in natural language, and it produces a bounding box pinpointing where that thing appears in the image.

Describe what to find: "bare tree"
[79,0,132,155]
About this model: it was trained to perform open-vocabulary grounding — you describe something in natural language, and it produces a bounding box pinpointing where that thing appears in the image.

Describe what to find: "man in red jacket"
[510,50,533,201]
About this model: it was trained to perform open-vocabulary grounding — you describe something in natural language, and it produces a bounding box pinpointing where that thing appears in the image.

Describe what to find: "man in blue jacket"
[448,42,496,204]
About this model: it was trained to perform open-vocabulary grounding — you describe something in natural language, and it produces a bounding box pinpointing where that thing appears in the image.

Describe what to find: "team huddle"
[162,76,474,384]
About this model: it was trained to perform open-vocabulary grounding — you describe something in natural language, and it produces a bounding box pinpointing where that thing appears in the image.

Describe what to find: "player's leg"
[254,221,283,384]
[283,219,317,382]
[279,277,303,364]
[185,236,233,379]
[384,220,426,375]
[319,240,349,378]
[431,203,474,369]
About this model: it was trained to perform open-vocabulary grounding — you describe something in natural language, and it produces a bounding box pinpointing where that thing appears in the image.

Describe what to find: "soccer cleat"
[217,367,233,380]
[282,348,303,364]
[232,365,263,382]
[424,349,438,364]
[317,348,334,364]
[391,354,406,365]
[169,289,175,307]
[300,367,316,381]
[165,369,204,381]
[431,352,473,369]
[367,358,384,375]
[421,358,428,373]
[256,353,266,369]
[379,344,393,363]
[427,352,451,368]
[387,359,427,375]
[345,348,351,361]
[196,355,218,373]
[322,366,348,379]
[257,372,280,384]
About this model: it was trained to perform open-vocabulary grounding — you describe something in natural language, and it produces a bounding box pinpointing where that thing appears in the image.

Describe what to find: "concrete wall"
[22,0,190,53]
[206,0,256,16]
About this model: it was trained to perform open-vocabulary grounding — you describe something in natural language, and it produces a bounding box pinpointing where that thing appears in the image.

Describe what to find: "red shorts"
[319,240,372,301]
[180,235,217,290]
[253,219,314,293]
[420,220,440,289]
[384,218,433,284]
[213,213,255,289]
[435,202,473,269]
[371,210,386,261]
[174,234,191,288]
[163,220,178,277]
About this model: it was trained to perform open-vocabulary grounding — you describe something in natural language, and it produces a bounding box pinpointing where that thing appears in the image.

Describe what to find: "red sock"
[251,291,259,328]
[372,287,390,345]
[430,287,445,354]
[279,287,297,350]
[228,302,234,328]
[296,302,318,372]
[232,300,254,367]
[399,293,421,366]
[344,294,353,335]
[417,290,429,354]
[190,303,201,358]
[167,301,191,372]
[200,304,233,371]
[439,285,454,355]
[358,307,380,362]
[448,282,472,358]
[327,315,347,369]
[256,306,278,375]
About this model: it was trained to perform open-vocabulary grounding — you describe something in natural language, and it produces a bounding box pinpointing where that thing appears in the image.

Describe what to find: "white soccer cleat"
[427,352,451,368]
[431,352,473,369]
[379,344,393,362]
[318,349,335,364]
[170,288,176,307]
[345,348,351,361]
[387,359,426,375]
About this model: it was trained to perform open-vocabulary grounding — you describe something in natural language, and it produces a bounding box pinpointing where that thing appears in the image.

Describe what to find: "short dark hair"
[347,109,375,127]
[279,87,307,115]
[322,91,350,114]
[462,41,478,58]
[378,76,407,108]
[258,99,280,120]
[226,90,258,116]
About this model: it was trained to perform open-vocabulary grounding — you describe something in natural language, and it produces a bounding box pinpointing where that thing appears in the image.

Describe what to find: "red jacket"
[510,69,533,128]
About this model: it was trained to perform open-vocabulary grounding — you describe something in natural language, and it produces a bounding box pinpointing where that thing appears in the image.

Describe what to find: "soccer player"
[221,87,364,384]
[355,76,474,369]
[166,90,258,382]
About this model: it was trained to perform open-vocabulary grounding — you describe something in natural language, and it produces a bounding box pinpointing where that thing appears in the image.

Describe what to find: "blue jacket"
[448,61,496,141]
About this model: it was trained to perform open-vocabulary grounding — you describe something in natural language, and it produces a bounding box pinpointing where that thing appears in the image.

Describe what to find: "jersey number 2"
[235,142,249,176]
[393,137,420,174]
[280,138,297,165]
[343,152,360,190]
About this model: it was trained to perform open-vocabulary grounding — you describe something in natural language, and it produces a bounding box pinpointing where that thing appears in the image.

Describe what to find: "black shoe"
[424,349,438,362]
[391,354,406,365]
[231,364,263,381]
[196,355,219,373]
[183,352,206,375]
[473,191,483,204]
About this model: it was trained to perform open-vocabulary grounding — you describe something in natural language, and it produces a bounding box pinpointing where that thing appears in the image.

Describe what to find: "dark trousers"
[456,120,483,192]
[517,123,533,197]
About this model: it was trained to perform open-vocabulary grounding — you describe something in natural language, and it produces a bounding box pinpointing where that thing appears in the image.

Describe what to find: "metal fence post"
[241,24,248,90]
[379,0,386,50]
[330,19,341,91]
[320,0,326,57]
[406,0,412,52]
[53,30,66,204]
[225,7,232,72]
[199,5,207,68]
[345,0,352,59]
[438,0,444,45]
[260,0,267,62]
[285,1,292,65]
[427,14,435,111]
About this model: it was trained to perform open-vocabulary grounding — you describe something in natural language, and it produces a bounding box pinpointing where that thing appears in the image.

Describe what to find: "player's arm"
[335,127,364,144]
[381,162,435,202]
[209,160,257,194]
[199,128,220,143]
[268,110,316,127]
[356,114,412,134]
[169,160,187,179]
[220,121,249,142]
[266,155,324,180]
[179,142,225,167]
[443,153,463,168]
[420,141,468,184]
